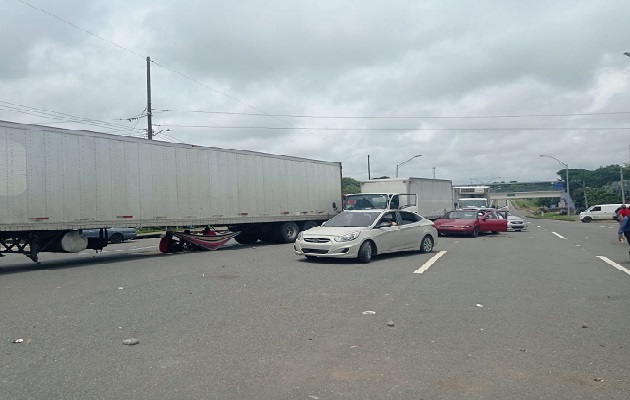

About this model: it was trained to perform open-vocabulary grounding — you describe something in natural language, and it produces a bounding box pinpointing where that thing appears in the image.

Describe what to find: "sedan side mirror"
[378,221,393,228]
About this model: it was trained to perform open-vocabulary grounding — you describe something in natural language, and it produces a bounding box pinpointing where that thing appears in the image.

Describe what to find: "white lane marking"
[552,232,566,239]
[596,256,630,276]
[414,251,447,274]
[129,246,157,251]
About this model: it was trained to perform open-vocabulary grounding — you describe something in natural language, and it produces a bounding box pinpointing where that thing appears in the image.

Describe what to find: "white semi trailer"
[0,120,342,261]
[344,177,453,219]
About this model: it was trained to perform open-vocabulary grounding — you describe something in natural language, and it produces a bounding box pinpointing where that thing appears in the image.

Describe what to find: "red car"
[433,209,508,237]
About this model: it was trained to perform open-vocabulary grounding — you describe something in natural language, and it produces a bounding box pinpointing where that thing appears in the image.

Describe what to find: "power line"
[17,0,146,60]
[16,0,331,144]
[0,100,144,135]
[170,109,630,120]
[157,124,630,131]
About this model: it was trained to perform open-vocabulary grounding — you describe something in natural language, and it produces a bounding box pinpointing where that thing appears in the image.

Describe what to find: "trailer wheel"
[276,222,299,243]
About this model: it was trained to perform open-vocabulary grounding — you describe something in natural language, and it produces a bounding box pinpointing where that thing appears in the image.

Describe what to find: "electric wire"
[156,124,630,131]
[13,1,630,142]
[175,109,630,120]
[0,101,145,135]
[16,0,331,143]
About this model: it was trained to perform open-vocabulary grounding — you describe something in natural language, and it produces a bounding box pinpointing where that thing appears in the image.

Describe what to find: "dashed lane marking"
[596,256,630,276]
[552,232,566,239]
[414,251,447,274]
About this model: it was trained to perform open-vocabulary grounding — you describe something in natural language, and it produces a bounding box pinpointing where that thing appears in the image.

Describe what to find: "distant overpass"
[455,181,573,208]
[490,191,565,200]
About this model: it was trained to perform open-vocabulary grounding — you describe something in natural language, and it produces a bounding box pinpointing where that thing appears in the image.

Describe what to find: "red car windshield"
[444,211,478,219]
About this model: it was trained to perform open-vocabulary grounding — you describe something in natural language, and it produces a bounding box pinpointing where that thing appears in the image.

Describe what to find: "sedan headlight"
[334,231,361,242]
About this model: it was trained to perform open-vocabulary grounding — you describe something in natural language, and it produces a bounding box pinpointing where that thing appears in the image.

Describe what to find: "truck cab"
[457,197,489,209]
[453,186,491,209]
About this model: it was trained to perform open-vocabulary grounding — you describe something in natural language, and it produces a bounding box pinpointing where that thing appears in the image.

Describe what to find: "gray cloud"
[2,0,630,186]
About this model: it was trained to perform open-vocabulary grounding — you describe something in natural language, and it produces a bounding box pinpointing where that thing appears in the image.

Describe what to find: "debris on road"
[122,338,139,345]
[12,339,23,343]
[362,311,376,315]
[582,323,589,328]
[387,321,395,327]
[476,304,484,308]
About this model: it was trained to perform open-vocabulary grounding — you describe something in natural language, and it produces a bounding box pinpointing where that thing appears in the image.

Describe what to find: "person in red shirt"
[618,204,630,220]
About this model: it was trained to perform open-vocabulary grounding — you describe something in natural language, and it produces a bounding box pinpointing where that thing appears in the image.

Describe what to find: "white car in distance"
[506,213,527,231]
[294,209,437,263]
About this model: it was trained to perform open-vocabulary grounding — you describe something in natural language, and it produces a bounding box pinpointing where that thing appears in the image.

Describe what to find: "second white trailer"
[358,177,453,218]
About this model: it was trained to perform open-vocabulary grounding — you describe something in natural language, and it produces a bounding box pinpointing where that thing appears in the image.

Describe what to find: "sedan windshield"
[325,211,381,227]
[445,211,478,219]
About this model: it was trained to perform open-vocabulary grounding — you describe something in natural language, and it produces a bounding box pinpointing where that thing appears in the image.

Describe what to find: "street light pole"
[540,154,570,215]
[395,155,422,178]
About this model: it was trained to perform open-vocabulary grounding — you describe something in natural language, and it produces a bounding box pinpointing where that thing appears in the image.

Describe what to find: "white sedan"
[507,213,527,231]
[294,209,438,263]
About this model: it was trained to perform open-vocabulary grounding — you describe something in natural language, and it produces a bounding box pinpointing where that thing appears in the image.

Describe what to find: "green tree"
[342,177,361,194]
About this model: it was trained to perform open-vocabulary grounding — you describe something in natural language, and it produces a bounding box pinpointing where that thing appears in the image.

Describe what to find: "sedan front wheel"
[470,226,479,238]
[110,232,124,243]
[357,241,373,263]
[419,235,434,253]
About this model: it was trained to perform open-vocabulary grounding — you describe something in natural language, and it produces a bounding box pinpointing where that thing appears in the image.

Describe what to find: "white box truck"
[453,186,491,209]
[344,177,453,219]
[0,120,342,261]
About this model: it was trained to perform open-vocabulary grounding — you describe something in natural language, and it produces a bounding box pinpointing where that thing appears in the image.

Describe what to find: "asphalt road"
[1,219,630,399]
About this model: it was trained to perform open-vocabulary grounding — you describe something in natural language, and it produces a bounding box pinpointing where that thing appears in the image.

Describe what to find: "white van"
[579,204,621,223]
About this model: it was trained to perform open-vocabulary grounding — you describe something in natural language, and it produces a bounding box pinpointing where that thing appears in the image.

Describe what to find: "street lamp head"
[395,154,423,178]
[624,52,630,57]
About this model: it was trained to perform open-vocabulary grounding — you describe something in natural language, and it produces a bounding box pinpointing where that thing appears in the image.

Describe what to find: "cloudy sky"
[3,0,630,184]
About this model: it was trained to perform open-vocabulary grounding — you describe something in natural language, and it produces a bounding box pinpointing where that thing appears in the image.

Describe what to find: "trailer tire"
[276,222,300,243]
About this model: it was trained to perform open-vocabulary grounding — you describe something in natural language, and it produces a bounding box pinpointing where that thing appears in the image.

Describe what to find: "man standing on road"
[618,216,630,258]
[617,204,630,222]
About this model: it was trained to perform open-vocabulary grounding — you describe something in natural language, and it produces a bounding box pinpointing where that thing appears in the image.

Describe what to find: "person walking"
[618,216,630,259]
[617,204,630,222]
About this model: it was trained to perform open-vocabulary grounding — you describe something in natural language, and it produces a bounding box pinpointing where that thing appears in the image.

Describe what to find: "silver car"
[81,227,137,243]
[507,214,527,231]
[294,210,437,263]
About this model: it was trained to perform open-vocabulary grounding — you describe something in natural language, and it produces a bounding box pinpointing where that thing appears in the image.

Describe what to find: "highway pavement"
[1,218,629,399]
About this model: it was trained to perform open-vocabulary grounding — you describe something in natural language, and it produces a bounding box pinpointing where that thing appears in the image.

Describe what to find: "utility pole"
[622,166,626,204]
[367,155,371,180]
[432,167,436,179]
[146,56,153,140]
[582,180,588,208]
